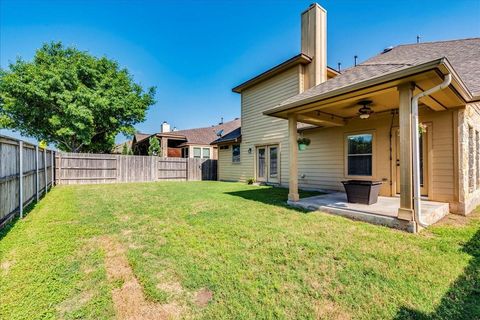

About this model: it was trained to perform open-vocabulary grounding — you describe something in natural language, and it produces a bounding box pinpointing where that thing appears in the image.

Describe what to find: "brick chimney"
[301,3,327,89]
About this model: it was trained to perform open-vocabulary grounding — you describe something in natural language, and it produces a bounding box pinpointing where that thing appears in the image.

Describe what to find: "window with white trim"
[346,133,373,176]
[193,147,201,159]
[202,148,210,159]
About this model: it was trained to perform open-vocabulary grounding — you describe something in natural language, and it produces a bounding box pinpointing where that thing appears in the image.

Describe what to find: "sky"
[1,0,479,145]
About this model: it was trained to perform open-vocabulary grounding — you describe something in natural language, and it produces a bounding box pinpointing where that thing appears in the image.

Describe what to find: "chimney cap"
[302,3,327,15]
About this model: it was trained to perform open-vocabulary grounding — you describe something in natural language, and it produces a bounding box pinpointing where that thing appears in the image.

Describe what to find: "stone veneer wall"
[457,102,480,215]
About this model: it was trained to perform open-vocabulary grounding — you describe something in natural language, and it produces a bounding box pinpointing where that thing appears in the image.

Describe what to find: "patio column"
[288,113,299,201]
[161,137,168,157]
[397,83,415,220]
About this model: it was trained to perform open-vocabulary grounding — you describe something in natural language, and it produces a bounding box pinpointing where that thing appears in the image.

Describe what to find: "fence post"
[51,150,54,186]
[19,141,24,218]
[44,149,48,194]
[57,152,61,185]
[35,145,39,202]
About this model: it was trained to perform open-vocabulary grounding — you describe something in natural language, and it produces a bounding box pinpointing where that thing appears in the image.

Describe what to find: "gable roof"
[232,54,340,93]
[134,132,150,143]
[268,38,480,112]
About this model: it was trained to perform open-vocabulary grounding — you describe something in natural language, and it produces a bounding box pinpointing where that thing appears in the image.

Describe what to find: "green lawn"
[0,182,478,320]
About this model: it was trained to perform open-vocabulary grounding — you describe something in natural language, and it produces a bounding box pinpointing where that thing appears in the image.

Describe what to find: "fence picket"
[54,153,217,184]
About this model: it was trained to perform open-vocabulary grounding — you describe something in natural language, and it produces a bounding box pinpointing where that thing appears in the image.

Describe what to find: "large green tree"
[0,42,156,153]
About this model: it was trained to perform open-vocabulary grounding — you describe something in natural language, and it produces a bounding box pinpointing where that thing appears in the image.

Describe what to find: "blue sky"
[1,0,479,145]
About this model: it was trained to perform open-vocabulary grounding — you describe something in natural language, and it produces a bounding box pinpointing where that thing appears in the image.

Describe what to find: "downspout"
[411,73,451,228]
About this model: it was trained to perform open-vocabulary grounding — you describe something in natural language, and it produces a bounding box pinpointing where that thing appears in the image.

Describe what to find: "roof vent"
[382,46,394,54]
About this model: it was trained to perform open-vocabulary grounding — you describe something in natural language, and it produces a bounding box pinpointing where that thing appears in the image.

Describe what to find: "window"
[347,133,373,176]
[193,147,201,159]
[258,148,266,178]
[232,144,240,163]
[181,147,189,158]
[202,148,210,159]
[269,146,278,178]
[220,145,229,150]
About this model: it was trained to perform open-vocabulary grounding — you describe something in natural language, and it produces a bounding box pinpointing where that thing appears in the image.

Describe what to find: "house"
[213,3,480,232]
[133,118,240,159]
[112,140,132,154]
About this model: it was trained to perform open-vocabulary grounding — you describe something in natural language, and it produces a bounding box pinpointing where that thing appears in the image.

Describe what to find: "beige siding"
[298,108,456,201]
[218,66,300,182]
[297,113,393,194]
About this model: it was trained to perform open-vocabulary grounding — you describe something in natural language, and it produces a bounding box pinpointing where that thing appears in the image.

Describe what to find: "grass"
[0,181,478,319]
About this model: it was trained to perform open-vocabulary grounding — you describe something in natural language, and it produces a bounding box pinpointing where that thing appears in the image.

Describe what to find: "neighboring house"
[112,140,132,154]
[213,3,480,231]
[133,118,240,159]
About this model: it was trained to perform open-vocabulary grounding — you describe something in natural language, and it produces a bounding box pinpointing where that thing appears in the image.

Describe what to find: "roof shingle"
[277,38,480,108]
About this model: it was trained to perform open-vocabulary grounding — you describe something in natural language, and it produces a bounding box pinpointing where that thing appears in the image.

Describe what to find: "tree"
[121,143,129,155]
[0,42,156,153]
[148,136,160,156]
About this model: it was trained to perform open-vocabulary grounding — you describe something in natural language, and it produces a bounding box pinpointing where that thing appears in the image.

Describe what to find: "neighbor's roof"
[211,127,241,145]
[133,133,151,143]
[268,38,480,113]
[164,118,240,145]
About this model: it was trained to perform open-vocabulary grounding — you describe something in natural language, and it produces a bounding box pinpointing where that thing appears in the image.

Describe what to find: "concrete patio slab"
[288,192,450,232]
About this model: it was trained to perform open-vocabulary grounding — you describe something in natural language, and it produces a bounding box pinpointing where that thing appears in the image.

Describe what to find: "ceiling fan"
[357,100,374,119]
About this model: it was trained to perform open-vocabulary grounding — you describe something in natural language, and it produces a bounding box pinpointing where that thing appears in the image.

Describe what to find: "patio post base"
[288,193,300,202]
[397,208,414,221]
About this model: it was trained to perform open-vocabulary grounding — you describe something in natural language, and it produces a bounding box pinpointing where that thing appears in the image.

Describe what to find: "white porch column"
[288,114,299,202]
[397,83,415,220]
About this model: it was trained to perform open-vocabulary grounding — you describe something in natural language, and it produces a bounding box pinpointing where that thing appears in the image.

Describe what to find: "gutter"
[264,57,472,117]
[411,73,452,229]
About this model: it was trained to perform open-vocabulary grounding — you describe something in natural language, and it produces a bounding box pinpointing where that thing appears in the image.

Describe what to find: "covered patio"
[265,57,471,232]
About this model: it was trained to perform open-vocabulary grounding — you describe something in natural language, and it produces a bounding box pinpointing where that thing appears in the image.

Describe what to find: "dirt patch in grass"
[57,290,94,316]
[314,299,351,320]
[436,210,480,227]
[157,281,183,296]
[436,213,472,227]
[99,236,184,319]
[194,288,213,307]
[0,260,14,275]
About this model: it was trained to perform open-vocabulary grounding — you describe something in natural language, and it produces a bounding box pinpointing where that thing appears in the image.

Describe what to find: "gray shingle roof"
[170,118,240,145]
[277,38,480,108]
[211,127,241,145]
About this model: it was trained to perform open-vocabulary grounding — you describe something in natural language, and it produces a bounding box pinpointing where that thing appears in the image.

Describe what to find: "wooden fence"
[0,135,55,227]
[55,153,217,184]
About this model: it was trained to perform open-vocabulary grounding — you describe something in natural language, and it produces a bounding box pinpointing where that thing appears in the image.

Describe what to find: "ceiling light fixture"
[358,100,374,119]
